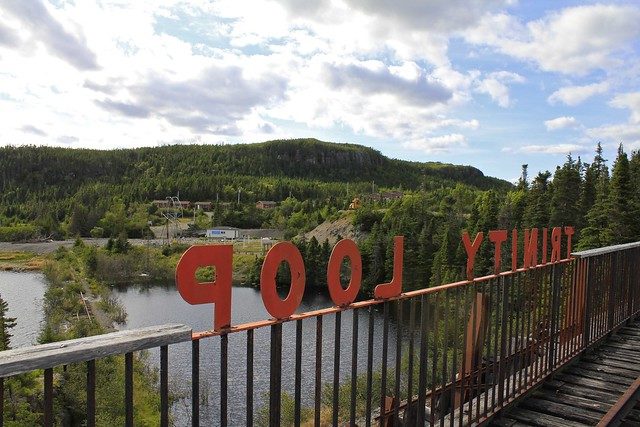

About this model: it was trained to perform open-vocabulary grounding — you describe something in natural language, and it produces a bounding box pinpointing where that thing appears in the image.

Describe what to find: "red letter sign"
[327,239,362,306]
[462,231,483,280]
[488,230,508,274]
[374,236,404,299]
[260,242,306,319]
[176,245,233,331]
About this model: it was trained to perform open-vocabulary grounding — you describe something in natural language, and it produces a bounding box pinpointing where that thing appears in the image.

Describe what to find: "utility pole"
[237,188,241,205]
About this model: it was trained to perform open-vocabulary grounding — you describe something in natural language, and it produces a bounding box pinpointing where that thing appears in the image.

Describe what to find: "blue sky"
[0,1,639,181]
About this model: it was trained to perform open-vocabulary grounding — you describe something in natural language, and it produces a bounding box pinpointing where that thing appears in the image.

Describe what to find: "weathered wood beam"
[0,324,192,377]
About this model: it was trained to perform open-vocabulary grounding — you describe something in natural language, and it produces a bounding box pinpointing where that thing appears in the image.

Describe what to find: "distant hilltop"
[0,138,511,198]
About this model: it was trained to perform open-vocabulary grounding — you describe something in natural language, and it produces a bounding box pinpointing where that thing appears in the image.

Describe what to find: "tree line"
[248,143,640,296]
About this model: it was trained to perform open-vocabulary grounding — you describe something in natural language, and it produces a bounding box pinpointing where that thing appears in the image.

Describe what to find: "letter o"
[327,239,362,306]
[260,242,306,319]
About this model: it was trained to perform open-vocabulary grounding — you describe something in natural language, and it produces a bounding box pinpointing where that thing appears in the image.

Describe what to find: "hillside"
[0,138,510,205]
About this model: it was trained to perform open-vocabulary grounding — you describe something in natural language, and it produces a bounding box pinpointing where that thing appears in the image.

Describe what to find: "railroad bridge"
[0,240,639,426]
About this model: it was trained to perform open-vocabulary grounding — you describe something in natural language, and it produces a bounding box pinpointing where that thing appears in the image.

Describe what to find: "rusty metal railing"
[0,242,638,426]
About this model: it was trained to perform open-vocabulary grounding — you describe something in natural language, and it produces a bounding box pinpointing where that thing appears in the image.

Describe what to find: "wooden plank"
[0,324,192,377]
[521,397,602,424]
[507,408,587,427]
[617,328,640,338]
[534,389,611,414]
[554,373,623,394]
[543,381,619,405]
[614,331,640,342]
[582,356,640,373]
[579,362,640,380]
[601,341,640,352]
[567,367,634,387]
[593,348,640,362]
[492,417,530,426]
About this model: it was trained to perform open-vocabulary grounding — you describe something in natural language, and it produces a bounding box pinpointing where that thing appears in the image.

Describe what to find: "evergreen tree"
[579,162,597,229]
[523,171,552,228]
[577,144,612,250]
[608,144,638,243]
[517,164,529,191]
[549,155,582,228]
[0,294,16,351]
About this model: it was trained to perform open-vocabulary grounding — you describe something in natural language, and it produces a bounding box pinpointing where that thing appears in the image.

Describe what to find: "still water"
[0,271,405,425]
[115,284,404,425]
[0,271,46,348]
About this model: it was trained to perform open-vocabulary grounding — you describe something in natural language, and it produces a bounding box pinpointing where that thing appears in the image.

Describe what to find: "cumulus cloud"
[340,0,514,32]
[548,82,610,106]
[323,61,452,107]
[0,20,20,47]
[475,71,525,107]
[585,92,640,148]
[466,4,640,74]
[609,92,640,124]
[0,0,99,70]
[403,133,467,153]
[518,144,586,154]
[21,125,47,136]
[94,65,288,134]
[544,116,579,131]
[57,135,78,145]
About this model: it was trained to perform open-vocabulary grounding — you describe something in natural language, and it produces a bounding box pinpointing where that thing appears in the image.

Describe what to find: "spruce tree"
[549,154,582,228]
[577,144,612,249]
[608,144,638,243]
[523,171,552,228]
[0,294,16,351]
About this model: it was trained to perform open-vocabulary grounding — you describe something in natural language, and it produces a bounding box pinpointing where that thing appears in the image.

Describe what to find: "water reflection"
[115,284,406,424]
[0,271,46,348]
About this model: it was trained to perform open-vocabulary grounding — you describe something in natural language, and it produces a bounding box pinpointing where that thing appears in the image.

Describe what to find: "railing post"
[497,275,509,407]
[582,257,591,348]
[608,252,617,331]
[268,324,282,427]
[548,264,560,372]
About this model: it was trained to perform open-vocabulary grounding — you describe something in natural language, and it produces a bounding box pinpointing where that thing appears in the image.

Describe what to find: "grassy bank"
[0,251,46,271]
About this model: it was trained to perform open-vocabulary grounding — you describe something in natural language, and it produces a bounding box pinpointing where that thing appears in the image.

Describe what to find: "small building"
[256,201,277,209]
[194,202,212,211]
[152,200,170,208]
[206,227,240,240]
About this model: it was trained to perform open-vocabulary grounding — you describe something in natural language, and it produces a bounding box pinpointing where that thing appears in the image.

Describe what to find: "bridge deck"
[492,318,640,426]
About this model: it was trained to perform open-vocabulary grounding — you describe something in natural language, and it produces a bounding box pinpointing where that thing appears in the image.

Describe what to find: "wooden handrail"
[0,324,192,377]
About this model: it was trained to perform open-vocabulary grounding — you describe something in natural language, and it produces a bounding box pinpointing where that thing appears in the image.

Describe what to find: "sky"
[0,1,639,181]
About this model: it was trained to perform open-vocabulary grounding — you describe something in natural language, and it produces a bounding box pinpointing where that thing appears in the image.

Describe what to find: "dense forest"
[2,138,640,294]
[249,143,640,294]
[0,138,510,241]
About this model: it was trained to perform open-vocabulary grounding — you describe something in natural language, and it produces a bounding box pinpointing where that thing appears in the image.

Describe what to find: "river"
[0,271,46,348]
[0,271,404,425]
[115,284,404,425]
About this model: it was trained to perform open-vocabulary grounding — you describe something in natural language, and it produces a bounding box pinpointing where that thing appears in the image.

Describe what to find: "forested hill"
[0,139,510,200]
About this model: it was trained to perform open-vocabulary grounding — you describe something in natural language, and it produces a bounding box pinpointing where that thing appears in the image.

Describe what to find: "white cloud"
[475,71,525,107]
[0,0,98,70]
[548,82,610,106]
[585,92,640,149]
[403,133,467,154]
[544,116,579,131]
[519,144,586,154]
[609,92,640,124]
[466,5,640,75]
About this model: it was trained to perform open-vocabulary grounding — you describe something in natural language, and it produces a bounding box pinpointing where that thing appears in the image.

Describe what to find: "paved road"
[0,238,203,254]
